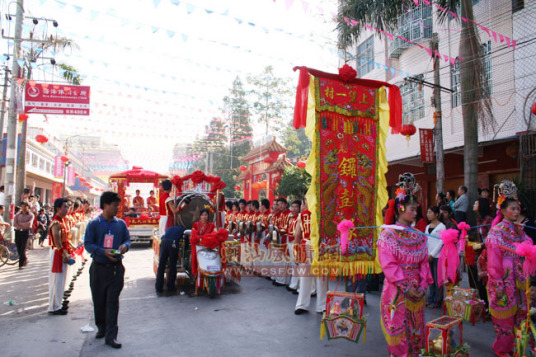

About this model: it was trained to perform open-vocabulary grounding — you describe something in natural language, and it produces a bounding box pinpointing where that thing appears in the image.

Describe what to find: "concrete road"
[1,245,496,357]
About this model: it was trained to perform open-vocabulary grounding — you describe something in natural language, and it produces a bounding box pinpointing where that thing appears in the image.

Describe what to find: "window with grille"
[400,76,425,124]
[451,59,461,108]
[482,40,492,96]
[356,36,374,77]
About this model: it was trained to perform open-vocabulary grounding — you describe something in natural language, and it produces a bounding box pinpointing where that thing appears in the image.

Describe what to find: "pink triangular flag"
[344,16,350,26]
[512,40,517,49]
[413,0,419,5]
[450,57,457,66]
[479,25,490,36]
[443,54,450,62]
[285,0,294,10]
[351,19,358,26]
[491,31,498,42]
[505,37,511,47]
[423,0,431,5]
[499,34,505,43]
[460,16,468,22]
[424,48,432,57]
[301,0,309,13]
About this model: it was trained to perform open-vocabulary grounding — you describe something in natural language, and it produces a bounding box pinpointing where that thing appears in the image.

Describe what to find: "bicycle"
[0,239,19,266]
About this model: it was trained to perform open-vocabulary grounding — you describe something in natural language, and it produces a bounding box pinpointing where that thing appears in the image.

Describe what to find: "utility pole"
[0,67,10,180]
[3,0,23,226]
[432,33,445,195]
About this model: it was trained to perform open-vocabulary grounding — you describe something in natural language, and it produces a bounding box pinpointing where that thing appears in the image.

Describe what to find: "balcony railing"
[388,5,433,59]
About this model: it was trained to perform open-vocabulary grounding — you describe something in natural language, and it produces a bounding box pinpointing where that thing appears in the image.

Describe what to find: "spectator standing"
[452,186,469,223]
[425,206,446,308]
[440,205,458,230]
[414,205,427,232]
[435,192,447,207]
[13,202,34,268]
[0,185,5,205]
[518,203,536,242]
[446,189,456,214]
[473,188,493,240]
[84,192,131,349]
[36,208,51,247]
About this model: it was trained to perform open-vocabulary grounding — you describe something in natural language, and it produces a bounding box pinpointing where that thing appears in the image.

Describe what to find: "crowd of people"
[378,176,536,356]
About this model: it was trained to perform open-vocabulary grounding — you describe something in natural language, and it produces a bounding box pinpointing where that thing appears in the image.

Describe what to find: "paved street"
[1,245,496,357]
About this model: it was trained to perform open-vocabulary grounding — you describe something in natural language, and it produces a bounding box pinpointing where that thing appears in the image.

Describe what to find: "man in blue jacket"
[84,191,131,349]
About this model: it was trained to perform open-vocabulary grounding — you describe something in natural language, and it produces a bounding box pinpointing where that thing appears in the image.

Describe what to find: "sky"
[1,0,339,174]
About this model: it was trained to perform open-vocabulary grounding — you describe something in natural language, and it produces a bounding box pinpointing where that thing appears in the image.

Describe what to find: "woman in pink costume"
[487,180,532,357]
[377,173,433,357]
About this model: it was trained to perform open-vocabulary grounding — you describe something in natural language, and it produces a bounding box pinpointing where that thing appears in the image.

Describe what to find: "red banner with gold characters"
[293,66,402,277]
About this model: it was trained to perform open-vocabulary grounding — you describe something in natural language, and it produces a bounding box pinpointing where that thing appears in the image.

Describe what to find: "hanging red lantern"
[79,177,85,183]
[252,182,260,189]
[35,134,48,144]
[263,156,275,164]
[234,184,241,191]
[18,114,29,121]
[297,161,306,169]
[60,156,70,163]
[74,172,79,177]
[400,124,417,145]
[532,102,536,115]
[239,165,247,172]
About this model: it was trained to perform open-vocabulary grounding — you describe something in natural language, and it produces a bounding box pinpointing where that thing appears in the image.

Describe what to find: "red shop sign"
[24,83,90,116]
[419,128,434,163]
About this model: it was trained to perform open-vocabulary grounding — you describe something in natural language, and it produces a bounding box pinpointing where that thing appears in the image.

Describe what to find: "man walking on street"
[48,198,72,315]
[84,191,131,349]
[14,202,34,269]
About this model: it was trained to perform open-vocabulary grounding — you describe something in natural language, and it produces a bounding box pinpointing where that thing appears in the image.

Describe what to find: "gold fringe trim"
[405,297,425,313]
[380,315,405,346]
[489,304,518,319]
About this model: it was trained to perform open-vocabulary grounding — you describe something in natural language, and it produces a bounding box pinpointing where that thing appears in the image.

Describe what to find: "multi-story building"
[343,0,535,207]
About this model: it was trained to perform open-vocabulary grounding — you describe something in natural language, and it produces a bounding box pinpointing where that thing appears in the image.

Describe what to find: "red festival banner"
[52,182,63,201]
[292,66,403,276]
[24,83,90,115]
[419,128,434,163]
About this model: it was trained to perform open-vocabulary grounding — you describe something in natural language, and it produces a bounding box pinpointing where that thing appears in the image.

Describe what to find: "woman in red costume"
[193,209,215,237]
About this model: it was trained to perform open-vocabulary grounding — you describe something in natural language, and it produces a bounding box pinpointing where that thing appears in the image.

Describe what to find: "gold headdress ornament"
[395,172,420,211]
[494,179,518,209]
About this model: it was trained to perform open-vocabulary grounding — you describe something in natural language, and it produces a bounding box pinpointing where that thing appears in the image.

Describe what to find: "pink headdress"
[437,229,461,287]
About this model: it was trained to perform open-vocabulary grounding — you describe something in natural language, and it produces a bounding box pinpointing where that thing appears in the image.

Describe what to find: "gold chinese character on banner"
[339,188,354,208]
[338,157,357,178]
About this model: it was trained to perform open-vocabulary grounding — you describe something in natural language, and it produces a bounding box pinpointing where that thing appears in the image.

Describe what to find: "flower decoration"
[395,188,406,201]
[339,64,357,82]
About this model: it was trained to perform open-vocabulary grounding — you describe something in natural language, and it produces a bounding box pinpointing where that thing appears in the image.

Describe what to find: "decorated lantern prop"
[515,319,536,356]
[444,287,486,325]
[321,291,366,343]
[424,316,468,356]
[400,124,416,146]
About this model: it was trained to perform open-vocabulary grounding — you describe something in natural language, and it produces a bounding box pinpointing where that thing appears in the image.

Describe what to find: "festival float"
[109,166,168,244]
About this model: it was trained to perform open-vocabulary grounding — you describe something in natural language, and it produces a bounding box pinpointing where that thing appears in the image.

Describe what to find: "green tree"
[283,124,311,160]
[275,166,311,200]
[337,0,493,225]
[247,66,294,137]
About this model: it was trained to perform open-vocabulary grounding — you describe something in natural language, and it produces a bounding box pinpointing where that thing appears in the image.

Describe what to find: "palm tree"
[337,0,493,225]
